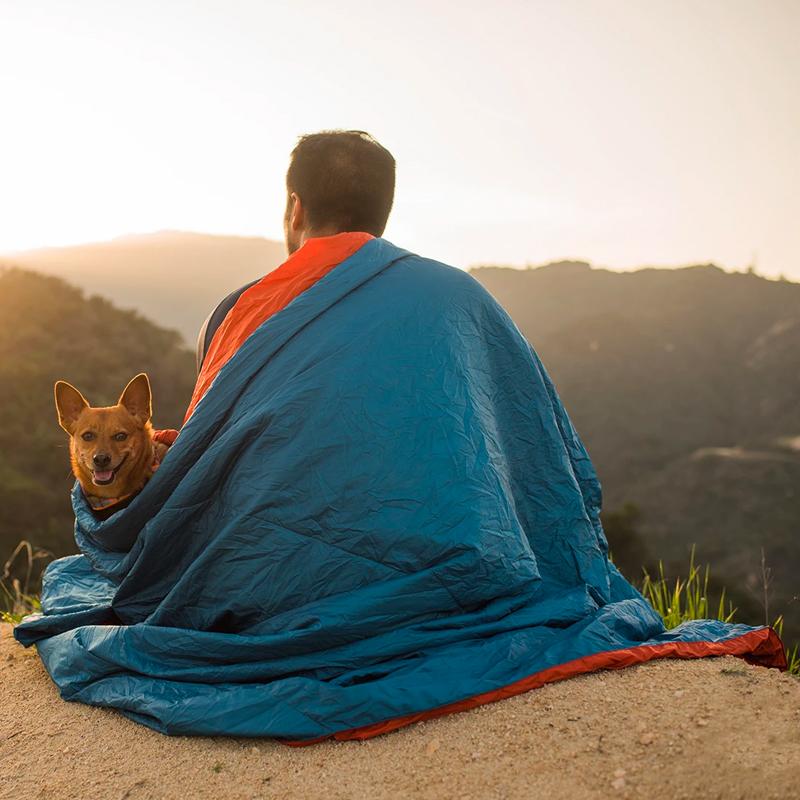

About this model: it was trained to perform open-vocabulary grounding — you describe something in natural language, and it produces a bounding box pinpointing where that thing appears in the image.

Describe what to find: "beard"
[285,233,300,255]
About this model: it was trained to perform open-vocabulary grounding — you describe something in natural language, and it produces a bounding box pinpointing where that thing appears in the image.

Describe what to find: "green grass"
[639,545,737,628]
[0,583,40,625]
[639,545,799,676]
[772,616,800,676]
[1,539,47,624]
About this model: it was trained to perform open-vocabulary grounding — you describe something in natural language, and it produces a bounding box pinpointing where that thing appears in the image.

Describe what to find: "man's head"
[284,130,395,254]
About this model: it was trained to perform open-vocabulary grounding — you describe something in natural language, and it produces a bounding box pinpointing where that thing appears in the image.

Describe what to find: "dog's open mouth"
[92,455,128,486]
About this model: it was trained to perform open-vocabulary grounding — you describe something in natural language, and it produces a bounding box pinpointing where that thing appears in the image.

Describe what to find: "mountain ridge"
[5,232,287,346]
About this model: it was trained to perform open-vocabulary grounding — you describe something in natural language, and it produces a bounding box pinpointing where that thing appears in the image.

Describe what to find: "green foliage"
[640,546,798,677]
[773,616,800,676]
[0,589,40,625]
[640,545,737,628]
[1,540,46,624]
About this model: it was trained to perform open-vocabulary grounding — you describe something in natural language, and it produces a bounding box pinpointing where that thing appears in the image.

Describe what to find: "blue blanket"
[15,238,782,740]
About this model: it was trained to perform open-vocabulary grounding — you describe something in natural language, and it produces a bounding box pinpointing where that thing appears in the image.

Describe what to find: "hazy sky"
[1,0,798,276]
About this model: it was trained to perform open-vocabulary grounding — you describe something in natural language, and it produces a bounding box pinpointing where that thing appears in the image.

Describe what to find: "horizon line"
[0,228,788,281]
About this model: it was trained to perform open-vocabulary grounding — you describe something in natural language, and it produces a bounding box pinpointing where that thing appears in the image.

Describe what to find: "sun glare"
[0,0,797,276]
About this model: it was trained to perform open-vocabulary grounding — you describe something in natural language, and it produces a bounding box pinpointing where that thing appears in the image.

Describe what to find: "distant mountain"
[472,261,800,638]
[7,232,287,346]
[0,266,196,561]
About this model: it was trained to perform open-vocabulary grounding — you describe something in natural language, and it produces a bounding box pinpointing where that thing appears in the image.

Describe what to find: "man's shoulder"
[374,243,521,341]
[381,244,499,305]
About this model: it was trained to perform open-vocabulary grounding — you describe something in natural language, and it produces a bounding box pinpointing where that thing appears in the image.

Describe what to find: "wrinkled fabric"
[15,238,783,740]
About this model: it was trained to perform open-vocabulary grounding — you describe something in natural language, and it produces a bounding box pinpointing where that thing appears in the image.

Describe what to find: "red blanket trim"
[184,232,374,423]
[152,429,179,446]
[284,627,786,746]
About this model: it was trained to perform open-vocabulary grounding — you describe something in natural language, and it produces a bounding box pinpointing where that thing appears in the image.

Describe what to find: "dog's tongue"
[93,470,114,484]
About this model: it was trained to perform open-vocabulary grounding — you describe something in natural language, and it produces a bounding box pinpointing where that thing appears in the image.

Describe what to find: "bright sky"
[1,0,798,276]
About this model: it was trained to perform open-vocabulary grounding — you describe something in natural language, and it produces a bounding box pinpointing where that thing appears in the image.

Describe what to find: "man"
[195,130,395,373]
[17,130,784,742]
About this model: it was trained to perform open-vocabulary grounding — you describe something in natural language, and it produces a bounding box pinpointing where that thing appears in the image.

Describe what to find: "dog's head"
[54,373,154,497]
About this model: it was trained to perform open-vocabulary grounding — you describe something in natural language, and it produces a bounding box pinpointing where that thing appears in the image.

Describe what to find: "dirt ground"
[1,623,799,800]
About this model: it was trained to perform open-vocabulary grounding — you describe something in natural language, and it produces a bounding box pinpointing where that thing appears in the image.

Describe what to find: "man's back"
[196,279,258,373]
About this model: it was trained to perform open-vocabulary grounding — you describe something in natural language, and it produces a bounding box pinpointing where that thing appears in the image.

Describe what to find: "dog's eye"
[81,431,95,441]
[113,432,128,442]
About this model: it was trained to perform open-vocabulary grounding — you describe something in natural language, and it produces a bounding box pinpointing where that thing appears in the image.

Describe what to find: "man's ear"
[289,192,305,231]
[118,373,152,424]
[54,381,89,435]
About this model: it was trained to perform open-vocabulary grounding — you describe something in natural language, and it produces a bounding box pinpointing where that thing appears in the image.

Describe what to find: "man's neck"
[298,227,348,249]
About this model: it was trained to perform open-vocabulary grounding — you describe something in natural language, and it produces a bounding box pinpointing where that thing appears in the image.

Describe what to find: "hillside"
[6,232,286,346]
[1,240,798,641]
[2,623,798,799]
[472,262,800,637]
[0,266,196,562]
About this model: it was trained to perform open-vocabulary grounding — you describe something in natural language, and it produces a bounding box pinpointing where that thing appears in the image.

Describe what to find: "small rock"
[640,732,655,745]
[673,689,684,698]
[696,718,709,727]
[611,777,626,790]
[425,738,441,755]
[613,768,627,778]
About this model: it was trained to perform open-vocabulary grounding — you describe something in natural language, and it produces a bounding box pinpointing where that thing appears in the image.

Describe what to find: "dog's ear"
[54,381,89,435]
[118,373,152,424]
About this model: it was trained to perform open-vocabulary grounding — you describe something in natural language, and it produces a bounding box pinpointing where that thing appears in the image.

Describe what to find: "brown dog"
[54,373,164,515]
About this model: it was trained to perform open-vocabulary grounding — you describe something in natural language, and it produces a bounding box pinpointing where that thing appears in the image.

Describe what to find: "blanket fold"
[15,237,785,740]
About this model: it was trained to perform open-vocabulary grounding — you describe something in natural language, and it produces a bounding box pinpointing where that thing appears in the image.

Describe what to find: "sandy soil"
[1,623,799,800]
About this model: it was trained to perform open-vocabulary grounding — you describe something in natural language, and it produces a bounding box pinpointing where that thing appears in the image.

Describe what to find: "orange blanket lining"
[184,232,373,423]
[284,627,786,746]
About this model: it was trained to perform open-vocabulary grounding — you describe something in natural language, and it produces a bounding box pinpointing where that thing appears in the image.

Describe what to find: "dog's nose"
[93,453,111,468]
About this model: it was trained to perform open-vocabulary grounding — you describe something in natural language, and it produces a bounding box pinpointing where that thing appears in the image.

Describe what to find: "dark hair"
[286,130,395,236]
